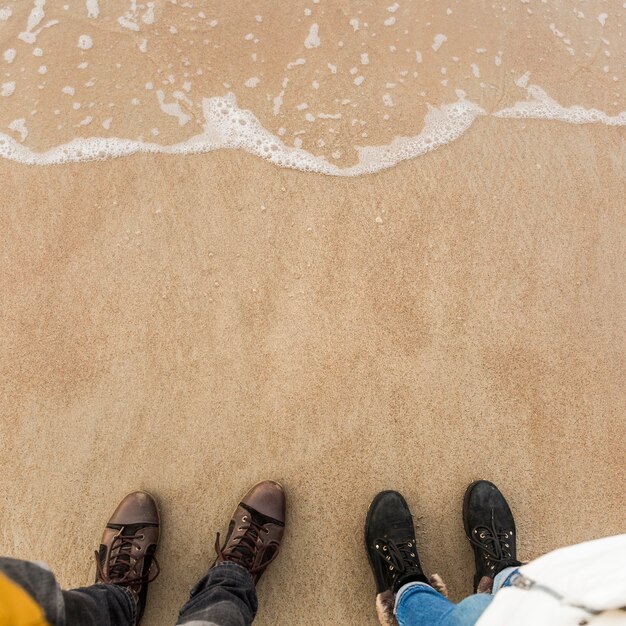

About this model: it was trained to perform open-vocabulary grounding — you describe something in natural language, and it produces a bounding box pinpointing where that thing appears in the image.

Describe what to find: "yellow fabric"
[0,573,49,626]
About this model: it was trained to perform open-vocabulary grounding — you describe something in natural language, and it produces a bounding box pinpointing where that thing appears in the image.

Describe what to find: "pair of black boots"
[365,480,522,597]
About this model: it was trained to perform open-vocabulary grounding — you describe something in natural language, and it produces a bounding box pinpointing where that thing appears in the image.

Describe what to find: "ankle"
[393,571,429,594]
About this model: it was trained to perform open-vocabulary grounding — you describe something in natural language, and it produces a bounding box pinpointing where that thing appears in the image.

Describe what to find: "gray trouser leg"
[177,563,258,626]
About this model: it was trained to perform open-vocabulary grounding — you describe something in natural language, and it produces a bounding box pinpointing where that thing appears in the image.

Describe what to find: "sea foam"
[495,83,626,126]
[0,86,623,175]
[0,92,485,175]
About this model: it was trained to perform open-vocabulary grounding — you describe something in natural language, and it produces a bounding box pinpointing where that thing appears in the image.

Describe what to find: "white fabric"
[477,534,626,626]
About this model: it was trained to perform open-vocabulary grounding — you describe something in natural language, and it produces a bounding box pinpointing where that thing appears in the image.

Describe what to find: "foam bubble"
[8,118,28,141]
[85,0,99,19]
[156,90,191,125]
[78,34,93,50]
[432,34,447,52]
[3,48,16,63]
[1,81,16,97]
[304,23,321,48]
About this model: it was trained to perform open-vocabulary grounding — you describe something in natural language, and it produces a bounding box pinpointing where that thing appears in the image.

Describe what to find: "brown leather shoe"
[95,491,160,623]
[213,481,285,584]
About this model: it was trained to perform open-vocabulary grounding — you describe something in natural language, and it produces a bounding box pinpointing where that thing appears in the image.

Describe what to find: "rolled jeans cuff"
[394,581,433,615]
[492,566,520,593]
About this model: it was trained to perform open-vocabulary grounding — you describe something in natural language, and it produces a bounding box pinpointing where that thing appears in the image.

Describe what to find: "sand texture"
[1,0,625,624]
[1,117,625,625]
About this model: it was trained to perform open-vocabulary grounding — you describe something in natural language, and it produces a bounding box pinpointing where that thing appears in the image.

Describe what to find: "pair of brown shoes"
[95,481,285,623]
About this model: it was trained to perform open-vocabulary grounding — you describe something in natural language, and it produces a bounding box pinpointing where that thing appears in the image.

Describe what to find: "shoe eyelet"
[382,546,387,551]
[242,516,248,522]
[138,534,144,540]
[389,566,394,571]
[410,553,415,557]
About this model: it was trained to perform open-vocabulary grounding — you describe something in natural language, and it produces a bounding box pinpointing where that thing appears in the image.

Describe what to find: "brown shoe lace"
[95,530,160,587]
[214,518,279,575]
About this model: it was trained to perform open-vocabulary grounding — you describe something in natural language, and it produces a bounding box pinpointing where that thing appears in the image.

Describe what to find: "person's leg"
[364,490,432,626]
[0,491,160,626]
[363,490,494,626]
[491,565,519,593]
[0,556,134,626]
[394,581,492,626]
[176,481,285,626]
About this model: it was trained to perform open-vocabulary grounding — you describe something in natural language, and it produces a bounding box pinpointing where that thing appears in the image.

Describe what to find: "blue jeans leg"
[0,557,135,626]
[492,567,519,592]
[395,583,493,626]
[176,563,258,626]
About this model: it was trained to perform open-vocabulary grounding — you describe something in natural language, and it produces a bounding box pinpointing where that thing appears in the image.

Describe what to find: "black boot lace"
[469,510,516,574]
[95,529,160,587]
[372,538,421,578]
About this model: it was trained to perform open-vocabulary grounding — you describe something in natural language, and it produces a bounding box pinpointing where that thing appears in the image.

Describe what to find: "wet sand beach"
[1,1,625,625]
[1,117,625,625]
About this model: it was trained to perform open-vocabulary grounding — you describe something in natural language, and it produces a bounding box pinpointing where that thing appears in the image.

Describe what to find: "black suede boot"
[463,480,522,592]
[365,491,429,594]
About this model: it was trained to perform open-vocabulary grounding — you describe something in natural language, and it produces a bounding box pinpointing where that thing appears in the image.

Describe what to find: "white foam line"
[0,87,623,174]
[0,93,485,175]
[494,83,626,126]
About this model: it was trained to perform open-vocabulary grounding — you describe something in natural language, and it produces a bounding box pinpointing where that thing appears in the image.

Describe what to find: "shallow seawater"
[0,0,624,174]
